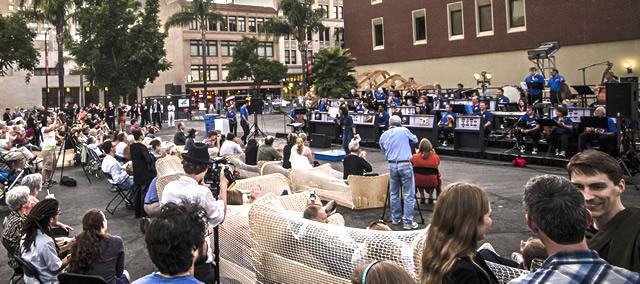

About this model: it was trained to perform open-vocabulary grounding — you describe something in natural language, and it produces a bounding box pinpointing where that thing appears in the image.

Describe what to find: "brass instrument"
[446,114,454,128]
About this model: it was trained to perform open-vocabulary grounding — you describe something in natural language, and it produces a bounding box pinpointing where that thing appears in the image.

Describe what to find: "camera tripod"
[247,111,266,139]
[47,131,92,189]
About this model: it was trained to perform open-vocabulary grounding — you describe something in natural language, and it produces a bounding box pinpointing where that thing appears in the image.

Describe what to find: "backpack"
[60,176,77,187]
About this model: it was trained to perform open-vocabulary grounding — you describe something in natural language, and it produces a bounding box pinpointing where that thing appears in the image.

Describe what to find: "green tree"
[226,36,287,95]
[0,13,38,81]
[311,48,357,99]
[164,0,221,102]
[21,0,75,107]
[261,0,325,92]
[128,0,172,93]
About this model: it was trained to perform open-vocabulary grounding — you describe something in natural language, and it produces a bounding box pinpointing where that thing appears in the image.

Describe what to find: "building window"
[320,5,329,18]
[412,9,427,45]
[190,65,201,81]
[190,65,219,82]
[306,29,312,41]
[222,67,229,81]
[447,2,464,40]
[220,16,228,31]
[506,0,526,32]
[190,40,217,57]
[33,68,58,76]
[208,18,217,31]
[334,6,343,19]
[290,50,297,64]
[284,33,290,40]
[248,17,256,32]
[221,41,237,57]
[319,27,330,42]
[228,16,237,32]
[238,16,246,32]
[256,18,264,33]
[190,40,200,56]
[285,50,290,64]
[334,27,344,43]
[476,0,494,36]
[371,17,384,50]
[189,20,198,30]
[209,65,219,81]
[371,0,382,5]
[206,40,217,57]
[257,42,274,57]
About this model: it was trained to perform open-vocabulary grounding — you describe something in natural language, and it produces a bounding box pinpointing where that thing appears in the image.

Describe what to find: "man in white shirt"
[167,101,176,127]
[218,133,243,156]
[100,141,134,191]
[161,142,228,228]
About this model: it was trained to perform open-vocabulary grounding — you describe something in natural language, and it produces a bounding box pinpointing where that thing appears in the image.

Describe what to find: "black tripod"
[616,118,639,190]
[47,132,91,189]
[380,184,425,225]
[247,112,266,140]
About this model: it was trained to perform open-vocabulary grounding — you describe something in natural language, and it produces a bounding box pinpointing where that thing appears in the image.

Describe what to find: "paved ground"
[2,113,640,281]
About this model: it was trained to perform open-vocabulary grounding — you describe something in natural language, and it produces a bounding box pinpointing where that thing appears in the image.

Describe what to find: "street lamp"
[300,40,314,95]
[473,71,492,86]
[44,27,51,107]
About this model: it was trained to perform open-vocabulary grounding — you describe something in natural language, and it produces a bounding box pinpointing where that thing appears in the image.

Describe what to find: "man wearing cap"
[379,115,419,230]
[161,142,228,227]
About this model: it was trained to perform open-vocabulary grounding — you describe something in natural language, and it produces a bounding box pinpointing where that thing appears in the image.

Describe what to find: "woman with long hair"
[69,209,129,284]
[421,182,498,284]
[290,135,313,169]
[21,199,72,283]
[297,133,315,164]
[281,133,297,169]
[244,138,259,166]
[411,139,442,204]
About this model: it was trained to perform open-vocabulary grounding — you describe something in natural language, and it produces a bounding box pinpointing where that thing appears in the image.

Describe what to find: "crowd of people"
[2,82,639,284]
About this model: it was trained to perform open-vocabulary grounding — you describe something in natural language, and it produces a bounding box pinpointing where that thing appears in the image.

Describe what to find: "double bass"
[596,62,614,104]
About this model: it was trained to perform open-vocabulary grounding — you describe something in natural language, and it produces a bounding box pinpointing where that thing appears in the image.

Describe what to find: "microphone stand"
[577,61,611,85]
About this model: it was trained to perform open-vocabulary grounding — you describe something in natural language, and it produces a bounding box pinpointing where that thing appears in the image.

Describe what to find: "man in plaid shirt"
[510,175,639,283]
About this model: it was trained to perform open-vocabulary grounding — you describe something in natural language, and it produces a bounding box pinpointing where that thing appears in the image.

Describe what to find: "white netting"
[289,164,388,209]
[234,173,291,196]
[226,154,260,179]
[217,192,528,284]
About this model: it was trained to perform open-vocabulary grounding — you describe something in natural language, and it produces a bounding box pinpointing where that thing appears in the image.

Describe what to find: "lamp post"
[473,71,492,86]
[300,40,313,95]
[44,27,51,107]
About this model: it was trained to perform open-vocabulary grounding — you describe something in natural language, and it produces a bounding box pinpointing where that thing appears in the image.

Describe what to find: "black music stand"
[580,117,609,129]
[452,104,467,114]
[571,85,596,108]
[535,118,559,128]
[462,89,478,99]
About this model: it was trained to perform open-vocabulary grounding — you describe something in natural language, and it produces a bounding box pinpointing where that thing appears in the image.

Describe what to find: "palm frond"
[164,10,196,32]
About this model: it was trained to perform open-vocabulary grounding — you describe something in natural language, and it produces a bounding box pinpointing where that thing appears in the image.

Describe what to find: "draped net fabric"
[217,193,528,284]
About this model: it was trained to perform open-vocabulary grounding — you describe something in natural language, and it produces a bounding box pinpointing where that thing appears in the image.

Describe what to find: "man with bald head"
[379,115,419,230]
[578,106,616,154]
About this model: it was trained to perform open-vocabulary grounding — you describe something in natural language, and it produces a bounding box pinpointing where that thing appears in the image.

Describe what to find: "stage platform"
[436,146,569,168]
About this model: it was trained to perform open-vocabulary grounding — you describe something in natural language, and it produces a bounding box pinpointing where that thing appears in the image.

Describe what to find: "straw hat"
[155,156,185,202]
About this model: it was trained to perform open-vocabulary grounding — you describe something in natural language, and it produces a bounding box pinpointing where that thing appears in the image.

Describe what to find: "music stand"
[462,89,478,99]
[571,85,596,108]
[580,117,609,129]
[535,118,559,128]
[452,104,467,114]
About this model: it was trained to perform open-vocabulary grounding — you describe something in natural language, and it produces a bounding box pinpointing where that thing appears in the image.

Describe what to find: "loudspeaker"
[606,83,638,119]
[310,133,331,148]
[275,132,288,138]
[248,98,264,114]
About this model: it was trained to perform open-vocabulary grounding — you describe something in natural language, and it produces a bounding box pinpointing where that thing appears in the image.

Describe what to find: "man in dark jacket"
[173,122,186,146]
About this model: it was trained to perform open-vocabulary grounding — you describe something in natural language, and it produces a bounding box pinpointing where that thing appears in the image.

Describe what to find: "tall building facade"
[147,0,280,106]
[277,0,344,96]
[0,0,84,108]
[345,0,640,88]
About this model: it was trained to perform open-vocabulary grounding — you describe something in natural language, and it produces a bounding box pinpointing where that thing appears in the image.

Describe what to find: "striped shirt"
[509,250,639,284]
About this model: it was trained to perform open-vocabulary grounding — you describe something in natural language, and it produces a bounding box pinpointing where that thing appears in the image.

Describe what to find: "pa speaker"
[310,133,331,148]
[606,83,638,119]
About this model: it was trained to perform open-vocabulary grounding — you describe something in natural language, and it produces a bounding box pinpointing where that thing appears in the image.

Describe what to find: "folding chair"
[14,254,44,284]
[413,167,442,207]
[103,172,134,215]
[84,146,104,179]
[2,238,24,284]
[58,272,109,284]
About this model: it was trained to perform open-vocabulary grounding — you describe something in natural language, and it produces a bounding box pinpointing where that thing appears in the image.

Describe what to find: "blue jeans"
[343,130,353,154]
[118,176,135,191]
[389,162,415,224]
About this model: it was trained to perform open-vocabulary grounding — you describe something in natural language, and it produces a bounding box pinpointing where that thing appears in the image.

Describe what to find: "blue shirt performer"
[226,106,237,136]
[547,68,566,106]
[379,115,419,230]
[495,88,510,106]
[525,67,546,105]
[239,103,250,143]
[547,106,574,157]
[338,107,356,154]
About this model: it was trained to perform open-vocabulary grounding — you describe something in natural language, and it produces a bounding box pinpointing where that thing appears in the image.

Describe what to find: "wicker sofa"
[234,173,291,196]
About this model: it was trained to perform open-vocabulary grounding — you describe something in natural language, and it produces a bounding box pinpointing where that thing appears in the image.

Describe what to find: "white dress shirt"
[161,176,225,227]
[101,155,129,185]
[219,140,243,156]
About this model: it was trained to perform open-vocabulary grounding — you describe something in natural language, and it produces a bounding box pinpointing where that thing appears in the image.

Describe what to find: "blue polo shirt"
[375,91,387,102]
[318,102,327,112]
[496,96,510,105]
[375,111,390,127]
[289,108,296,119]
[440,111,457,125]
[525,74,546,95]
[605,117,617,133]
[520,113,541,129]
[552,116,573,135]
[472,104,481,114]
[226,110,237,124]
[547,74,565,92]
[240,105,249,122]
[355,103,364,112]
[481,111,494,129]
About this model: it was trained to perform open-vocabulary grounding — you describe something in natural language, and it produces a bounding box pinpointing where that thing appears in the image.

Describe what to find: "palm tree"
[262,0,325,93]
[21,0,75,108]
[165,0,221,105]
[311,48,356,99]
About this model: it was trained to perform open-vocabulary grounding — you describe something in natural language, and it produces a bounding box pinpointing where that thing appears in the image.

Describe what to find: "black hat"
[182,142,214,165]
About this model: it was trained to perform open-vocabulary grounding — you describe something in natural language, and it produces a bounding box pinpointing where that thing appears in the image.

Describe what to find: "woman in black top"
[342,138,372,179]
[421,182,498,284]
[244,139,259,166]
[282,133,297,169]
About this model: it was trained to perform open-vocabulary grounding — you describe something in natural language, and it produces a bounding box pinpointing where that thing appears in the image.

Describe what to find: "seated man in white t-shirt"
[218,133,243,156]
[100,141,134,191]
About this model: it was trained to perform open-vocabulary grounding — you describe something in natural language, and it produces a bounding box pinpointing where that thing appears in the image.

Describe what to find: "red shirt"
[412,152,441,188]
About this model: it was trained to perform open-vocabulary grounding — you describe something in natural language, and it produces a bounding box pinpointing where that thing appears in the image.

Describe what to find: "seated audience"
[421,182,499,284]
[351,261,414,284]
[297,133,315,164]
[143,177,161,218]
[518,238,548,271]
[101,141,135,191]
[21,199,72,283]
[202,131,221,149]
[149,139,162,159]
[227,189,244,205]
[114,132,128,162]
[68,209,129,284]
[257,136,280,162]
[366,220,392,231]
[290,136,312,169]
[411,138,441,204]
[133,203,209,284]
[246,184,262,204]
[438,104,456,146]
[3,186,31,271]
[244,138,259,166]
[342,137,372,180]
[567,150,640,271]
[511,175,639,283]
[219,133,243,156]
[0,128,36,172]
[303,204,329,223]
[21,174,72,235]
[282,133,297,169]
[173,122,186,146]
[184,128,198,152]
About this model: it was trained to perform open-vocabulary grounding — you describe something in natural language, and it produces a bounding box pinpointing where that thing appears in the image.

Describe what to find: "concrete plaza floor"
[1,113,640,281]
